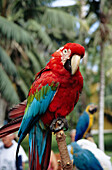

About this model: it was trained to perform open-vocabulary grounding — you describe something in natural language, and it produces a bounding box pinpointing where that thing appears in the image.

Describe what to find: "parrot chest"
[83,114,93,137]
[49,83,80,117]
[40,84,80,125]
[88,114,93,129]
[41,85,80,125]
[37,70,83,125]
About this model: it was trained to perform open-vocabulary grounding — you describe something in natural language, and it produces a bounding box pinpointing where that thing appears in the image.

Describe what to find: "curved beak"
[71,55,81,75]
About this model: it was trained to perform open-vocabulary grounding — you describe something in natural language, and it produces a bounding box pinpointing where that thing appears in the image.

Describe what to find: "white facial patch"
[61,49,71,65]
[56,46,64,52]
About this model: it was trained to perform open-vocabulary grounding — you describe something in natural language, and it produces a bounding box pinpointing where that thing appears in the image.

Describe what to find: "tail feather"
[16,133,26,169]
[41,130,51,170]
[29,124,51,170]
[9,100,27,119]
[0,117,22,138]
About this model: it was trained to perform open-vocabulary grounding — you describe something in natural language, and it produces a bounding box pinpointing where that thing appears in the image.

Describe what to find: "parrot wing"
[9,100,27,119]
[73,152,90,169]
[0,100,26,138]
[16,81,59,170]
[18,82,59,140]
[0,117,22,138]
[73,149,103,170]
[75,111,89,141]
[83,150,103,170]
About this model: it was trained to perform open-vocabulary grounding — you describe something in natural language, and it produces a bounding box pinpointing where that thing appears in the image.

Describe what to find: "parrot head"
[86,104,98,114]
[49,43,85,76]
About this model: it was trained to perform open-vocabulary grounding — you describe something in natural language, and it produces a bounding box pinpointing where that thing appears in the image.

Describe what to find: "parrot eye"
[63,49,68,54]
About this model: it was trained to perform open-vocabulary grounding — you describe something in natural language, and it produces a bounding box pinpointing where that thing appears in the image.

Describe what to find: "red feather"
[0,43,85,170]
[41,131,52,170]
[0,101,26,138]
[9,100,27,119]
[0,117,22,138]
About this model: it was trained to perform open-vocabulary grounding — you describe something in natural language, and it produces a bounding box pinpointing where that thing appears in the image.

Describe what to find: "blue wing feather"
[16,83,59,170]
[71,142,103,170]
[75,111,89,141]
[18,84,57,138]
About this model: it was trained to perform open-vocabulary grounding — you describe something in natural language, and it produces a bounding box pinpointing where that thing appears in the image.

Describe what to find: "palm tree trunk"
[99,0,105,151]
[99,41,105,151]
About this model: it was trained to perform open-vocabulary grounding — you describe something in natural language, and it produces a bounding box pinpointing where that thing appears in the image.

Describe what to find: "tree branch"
[55,123,73,170]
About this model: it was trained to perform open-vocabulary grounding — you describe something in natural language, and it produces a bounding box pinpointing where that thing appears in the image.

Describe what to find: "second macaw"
[71,142,103,170]
[0,43,85,170]
[75,104,97,141]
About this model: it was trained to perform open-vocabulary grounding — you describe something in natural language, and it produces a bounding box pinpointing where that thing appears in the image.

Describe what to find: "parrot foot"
[50,117,68,133]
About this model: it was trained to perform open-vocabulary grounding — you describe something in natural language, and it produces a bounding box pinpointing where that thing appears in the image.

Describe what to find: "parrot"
[71,142,103,170]
[77,139,112,170]
[0,43,85,170]
[75,104,97,141]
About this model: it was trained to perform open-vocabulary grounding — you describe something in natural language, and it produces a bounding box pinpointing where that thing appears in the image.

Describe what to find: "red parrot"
[0,43,85,170]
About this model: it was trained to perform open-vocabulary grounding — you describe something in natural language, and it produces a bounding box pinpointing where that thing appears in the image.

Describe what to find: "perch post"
[55,122,73,170]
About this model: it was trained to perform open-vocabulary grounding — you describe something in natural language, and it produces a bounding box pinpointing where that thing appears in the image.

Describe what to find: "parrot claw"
[50,117,68,133]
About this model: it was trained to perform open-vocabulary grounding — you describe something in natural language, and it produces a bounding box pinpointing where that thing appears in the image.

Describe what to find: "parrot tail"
[29,123,52,170]
[9,100,27,119]
[0,117,22,138]
[16,132,26,169]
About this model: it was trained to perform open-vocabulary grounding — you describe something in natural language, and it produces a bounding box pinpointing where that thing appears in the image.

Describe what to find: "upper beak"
[89,105,98,114]
[89,105,98,111]
[71,55,81,75]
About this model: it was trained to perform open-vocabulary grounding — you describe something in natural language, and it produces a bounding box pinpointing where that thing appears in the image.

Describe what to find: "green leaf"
[26,49,41,74]
[0,46,17,77]
[0,65,20,104]
[26,19,54,48]
[42,8,76,30]
[17,79,29,97]
[17,66,34,88]
[0,16,33,46]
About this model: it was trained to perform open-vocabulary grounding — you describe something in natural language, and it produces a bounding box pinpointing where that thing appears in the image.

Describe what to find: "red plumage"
[0,43,85,170]
[40,68,83,125]
[28,43,84,125]
[9,100,27,119]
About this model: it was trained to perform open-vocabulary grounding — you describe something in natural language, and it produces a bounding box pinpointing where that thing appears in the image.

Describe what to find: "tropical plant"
[0,0,89,127]
[82,0,112,151]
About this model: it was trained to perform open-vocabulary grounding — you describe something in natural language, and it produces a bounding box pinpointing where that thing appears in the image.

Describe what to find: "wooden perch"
[55,122,73,170]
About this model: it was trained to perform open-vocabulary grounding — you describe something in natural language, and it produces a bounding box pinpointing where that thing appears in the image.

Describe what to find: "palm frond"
[105,95,112,110]
[27,19,54,49]
[26,50,42,74]
[17,79,29,97]
[42,8,76,30]
[42,8,89,32]
[12,0,55,14]
[0,46,17,77]
[17,66,34,88]
[105,95,112,102]
[0,16,33,46]
[0,65,20,104]
[33,48,47,67]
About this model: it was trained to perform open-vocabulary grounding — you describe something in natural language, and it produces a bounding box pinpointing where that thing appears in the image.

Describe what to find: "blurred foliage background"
[0,0,112,156]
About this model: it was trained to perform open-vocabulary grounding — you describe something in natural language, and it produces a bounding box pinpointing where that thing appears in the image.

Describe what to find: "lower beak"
[71,55,81,75]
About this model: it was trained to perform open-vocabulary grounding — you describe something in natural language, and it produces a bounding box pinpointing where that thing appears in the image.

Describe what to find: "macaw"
[0,43,85,170]
[71,142,103,170]
[75,104,97,141]
[77,139,112,170]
